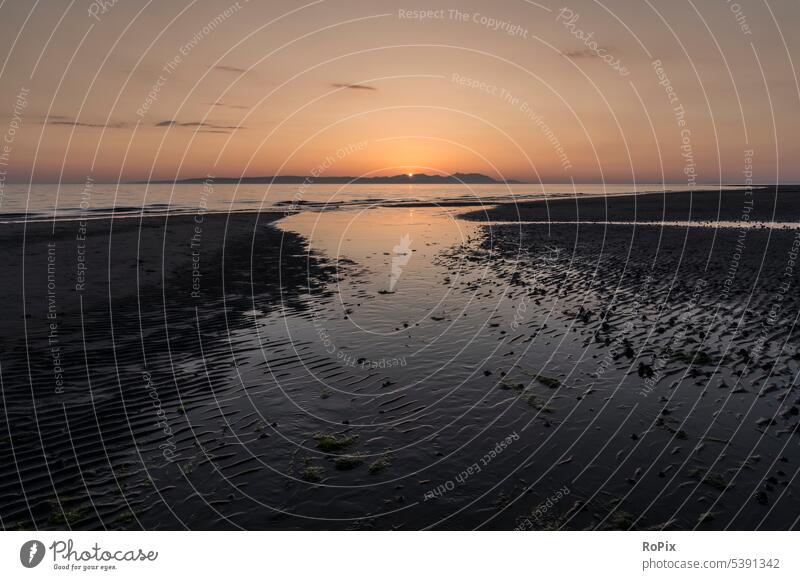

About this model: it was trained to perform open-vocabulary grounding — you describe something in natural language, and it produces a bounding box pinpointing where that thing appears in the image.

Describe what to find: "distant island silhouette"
[147,173,523,185]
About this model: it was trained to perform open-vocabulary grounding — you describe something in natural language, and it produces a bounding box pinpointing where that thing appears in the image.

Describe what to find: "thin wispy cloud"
[43,116,128,128]
[208,101,250,110]
[210,64,247,73]
[155,120,243,130]
[331,82,377,91]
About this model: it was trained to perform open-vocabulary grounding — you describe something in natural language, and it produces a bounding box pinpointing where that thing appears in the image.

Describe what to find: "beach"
[0,211,335,529]
[1,188,799,530]
[460,185,800,223]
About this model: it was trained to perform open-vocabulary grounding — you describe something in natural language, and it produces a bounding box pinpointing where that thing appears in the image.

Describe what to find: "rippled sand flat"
[1,189,799,530]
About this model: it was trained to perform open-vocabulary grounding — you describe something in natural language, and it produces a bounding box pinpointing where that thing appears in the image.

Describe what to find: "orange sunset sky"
[0,0,798,184]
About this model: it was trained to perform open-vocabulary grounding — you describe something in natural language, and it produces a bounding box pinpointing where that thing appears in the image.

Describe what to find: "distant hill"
[146,172,522,185]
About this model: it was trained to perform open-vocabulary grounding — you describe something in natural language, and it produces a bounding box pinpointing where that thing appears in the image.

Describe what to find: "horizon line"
[6,180,793,186]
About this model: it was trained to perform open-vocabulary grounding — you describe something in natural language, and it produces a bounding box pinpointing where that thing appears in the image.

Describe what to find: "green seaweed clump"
[334,455,364,470]
[313,433,357,453]
[368,456,391,473]
[301,465,325,482]
[49,506,89,526]
[534,375,561,389]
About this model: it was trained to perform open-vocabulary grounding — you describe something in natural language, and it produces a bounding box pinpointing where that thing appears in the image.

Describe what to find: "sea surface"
[0,182,742,221]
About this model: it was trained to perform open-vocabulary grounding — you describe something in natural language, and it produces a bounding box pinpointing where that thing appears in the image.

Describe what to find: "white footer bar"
[1,531,794,579]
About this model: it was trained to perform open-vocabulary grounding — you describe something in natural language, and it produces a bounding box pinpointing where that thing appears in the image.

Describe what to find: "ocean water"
[0,182,741,221]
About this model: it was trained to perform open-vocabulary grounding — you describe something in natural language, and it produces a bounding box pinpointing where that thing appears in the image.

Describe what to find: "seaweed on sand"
[313,433,358,453]
[515,366,562,388]
[534,375,561,389]
[688,467,729,491]
[368,455,391,473]
[49,505,89,526]
[498,379,552,412]
[334,455,364,470]
[671,350,715,366]
[301,465,325,482]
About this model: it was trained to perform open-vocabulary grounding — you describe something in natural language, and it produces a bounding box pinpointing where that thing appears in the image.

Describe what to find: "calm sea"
[0,182,742,222]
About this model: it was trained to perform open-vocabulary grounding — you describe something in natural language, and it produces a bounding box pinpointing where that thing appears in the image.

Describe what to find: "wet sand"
[460,185,800,224]
[467,225,799,529]
[0,211,335,529]
[1,190,799,531]
[456,187,800,530]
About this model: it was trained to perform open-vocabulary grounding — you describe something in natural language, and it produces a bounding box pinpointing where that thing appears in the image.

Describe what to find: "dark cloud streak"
[43,116,128,128]
[331,82,377,91]
[210,64,247,73]
[208,101,250,110]
[156,120,242,130]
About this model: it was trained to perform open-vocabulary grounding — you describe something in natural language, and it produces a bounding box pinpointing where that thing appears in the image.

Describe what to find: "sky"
[0,0,798,184]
